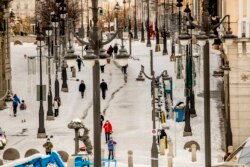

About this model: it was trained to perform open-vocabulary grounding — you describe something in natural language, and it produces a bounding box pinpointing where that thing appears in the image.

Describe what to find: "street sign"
[152,129,157,136]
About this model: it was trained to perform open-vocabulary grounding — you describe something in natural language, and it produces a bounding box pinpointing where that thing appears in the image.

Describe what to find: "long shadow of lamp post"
[36,32,46,138]
[185,0,237,166]
[45,23,54,121]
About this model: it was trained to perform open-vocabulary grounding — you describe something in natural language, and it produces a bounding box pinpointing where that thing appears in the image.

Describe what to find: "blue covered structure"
[3,151,65,167]
[174,101,185,122]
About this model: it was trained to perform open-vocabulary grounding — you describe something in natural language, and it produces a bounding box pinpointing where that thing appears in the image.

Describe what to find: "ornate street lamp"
[137,51,169,167]
[133,0,138,40]
[146,0,151,47]
[154,0,160,52]
[140,0,145,42]
[45,23,54,121]
[51,13,60,100]
[36,32,46,138]
[59,2,69,92]
[186,0,237,166]
[162,0,169,55]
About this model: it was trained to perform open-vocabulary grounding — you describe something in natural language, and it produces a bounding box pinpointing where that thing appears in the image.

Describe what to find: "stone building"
[222,0,250,147]
[0,1,12,109]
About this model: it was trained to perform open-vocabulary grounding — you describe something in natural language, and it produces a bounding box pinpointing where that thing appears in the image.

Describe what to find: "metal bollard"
[128,150,133,167]
[168,156,173,167]
[101,148,105,167]
[191,144,197,162]
[72,67,76,78]
[159,139,165,155]
[168,141,173,157]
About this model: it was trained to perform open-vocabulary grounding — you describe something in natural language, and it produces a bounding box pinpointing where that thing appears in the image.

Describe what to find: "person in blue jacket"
[107,137,117,160]
[12,94,21,117]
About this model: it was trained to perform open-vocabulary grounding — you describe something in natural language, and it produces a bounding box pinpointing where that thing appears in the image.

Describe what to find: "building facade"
[10,0,35,20]
[223,0,250,147]
[0,1,12,110]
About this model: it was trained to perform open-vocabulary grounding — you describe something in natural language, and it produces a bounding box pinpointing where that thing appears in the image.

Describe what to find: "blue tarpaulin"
[13,152,65,167]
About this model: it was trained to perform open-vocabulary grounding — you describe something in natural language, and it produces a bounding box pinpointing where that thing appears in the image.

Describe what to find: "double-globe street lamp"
[44,23,54,121]
[137,50,169,167]
[182,1,236,166]
[73,1,122,166]
[140,0,145,42]
[36,32,46,138]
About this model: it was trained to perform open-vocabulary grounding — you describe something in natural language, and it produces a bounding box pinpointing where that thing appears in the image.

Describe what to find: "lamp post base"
[147,43,151,47]
[46,115,55,121]
[61,87,68,92]
[190,113,197,118]
[183,131,192,137]
[37,132,46,138]
[162,49,168,55]
[155,44,161,52]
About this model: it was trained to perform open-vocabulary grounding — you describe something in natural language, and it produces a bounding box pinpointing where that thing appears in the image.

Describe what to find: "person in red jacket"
[103,120,113,143]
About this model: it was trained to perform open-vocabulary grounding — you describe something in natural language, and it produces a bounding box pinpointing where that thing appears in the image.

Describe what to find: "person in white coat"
[53,98,60,117]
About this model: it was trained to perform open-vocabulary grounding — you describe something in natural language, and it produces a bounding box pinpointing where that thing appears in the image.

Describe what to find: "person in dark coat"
[100,79,108,100]
[100,65,105,73]
[79,80,86,98]
[43,138,53,155]
[84,45,89,51]
[107,45,113,57]
[159,129,167,146]
[100,113,104,132]
[107,137,117,160]
[76,56,82,71]
[113,44,118,56]
[121,64,128,74]
[12,94,21,117]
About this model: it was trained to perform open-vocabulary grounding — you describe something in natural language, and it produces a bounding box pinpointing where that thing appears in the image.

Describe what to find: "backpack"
[108,140,114,149]
[20,103,25,110]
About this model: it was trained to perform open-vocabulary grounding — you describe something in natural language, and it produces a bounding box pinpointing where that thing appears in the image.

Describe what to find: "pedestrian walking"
[43,138,53,155]
[113,44,118,56]
[121,64,128,74]
[100,113,104,132]
[107,137,117,160]
[76,56,82,71]
[53,97,60,117]
[12,94,21,117]
[103,120,112,143]
[84,45,89,51]
[100,79,108,100]
[19,100,27,123]
[100,65,105,73]
[107,45,113,57]
[79,80,86,99]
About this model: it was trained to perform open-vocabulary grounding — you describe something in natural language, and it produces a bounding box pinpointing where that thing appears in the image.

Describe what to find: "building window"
[25,4,28,10]
[242,21,246,38]
[16,3,20,10]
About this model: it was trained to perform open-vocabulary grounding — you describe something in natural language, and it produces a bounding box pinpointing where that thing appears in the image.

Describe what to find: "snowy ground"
[0,37,225,166]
